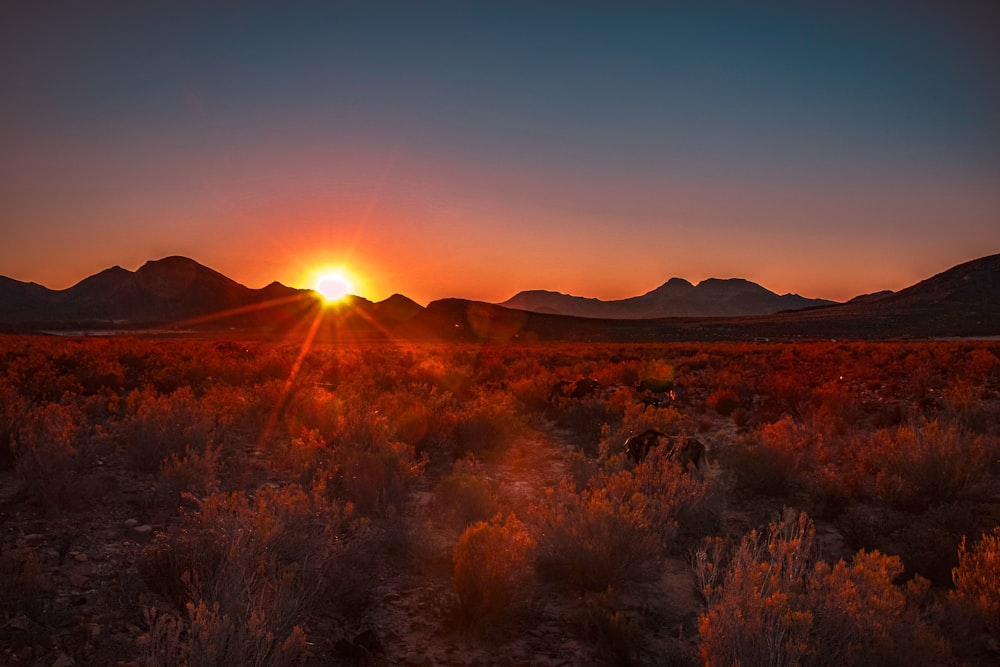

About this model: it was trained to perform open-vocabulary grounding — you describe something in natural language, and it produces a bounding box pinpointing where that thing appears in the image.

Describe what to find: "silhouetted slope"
[0,256,314,328]
[502,276,834,318]
[2,253,997,339]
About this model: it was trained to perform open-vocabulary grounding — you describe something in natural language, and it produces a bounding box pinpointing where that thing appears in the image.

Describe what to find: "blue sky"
[2,1,997,302]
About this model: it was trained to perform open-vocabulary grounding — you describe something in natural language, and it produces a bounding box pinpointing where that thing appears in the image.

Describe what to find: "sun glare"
[315,272,353,303]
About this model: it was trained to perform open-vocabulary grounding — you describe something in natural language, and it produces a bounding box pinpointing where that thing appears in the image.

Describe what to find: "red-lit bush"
[452,513,536,626]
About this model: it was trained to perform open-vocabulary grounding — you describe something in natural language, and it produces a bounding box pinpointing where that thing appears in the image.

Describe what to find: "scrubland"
[1,335,999,665]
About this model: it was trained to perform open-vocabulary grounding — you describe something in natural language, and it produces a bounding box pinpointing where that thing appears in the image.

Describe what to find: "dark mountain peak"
[67,265,133,292]
[865,252,1000,309]
[696,277,770,294]
[372,294,425,326]
[645,278,694,295]
[135,255,242,300]
[508,273,834,319]
[379,292,423,308]
[381,293,424,309]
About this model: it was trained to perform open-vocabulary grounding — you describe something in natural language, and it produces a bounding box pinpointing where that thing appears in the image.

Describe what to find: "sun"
[314,272,353,303]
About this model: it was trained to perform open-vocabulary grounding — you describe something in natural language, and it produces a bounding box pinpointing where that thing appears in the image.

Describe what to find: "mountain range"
[501,278,834,318]
[1,253,998,341]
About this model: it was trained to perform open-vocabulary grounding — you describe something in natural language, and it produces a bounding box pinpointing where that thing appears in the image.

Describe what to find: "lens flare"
[315,272,352,303]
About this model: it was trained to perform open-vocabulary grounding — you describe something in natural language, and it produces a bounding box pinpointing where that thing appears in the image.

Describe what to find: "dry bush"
[573,586,643,665]
[444,387,523,459]
[280,384,344,441]
[599,401,688,461]
[452,513,536,627]
[0,535,52,624]
[695,509,949,667]
[532,444,713,592]
[0,378,25,470]
[725,416,816,499]
[11,401,82,507]
[868,419,987,511]
[529,478,660,591]
[157,442,222,505]
[951,526,1000,635]
[142,477,369,649]
[140,602,307,667]
[334,436,426,517]
[271,428,334,482]
[706,388,741,416]
[122,386,218,472]
[435,455,501,528]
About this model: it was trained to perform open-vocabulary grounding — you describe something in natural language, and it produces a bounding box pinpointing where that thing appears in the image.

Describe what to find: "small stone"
[123,519,139,529]
[132,525,153,538]
[22,533,46,546]
[52,652,76,667]
[73,553,88,563]
[4,615,31,631]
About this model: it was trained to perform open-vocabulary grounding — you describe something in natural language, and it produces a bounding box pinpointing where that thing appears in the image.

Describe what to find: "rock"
[73,552,88,563]
[123,519,139,529]
[52,652,76,667]
[132,525,153,539]
[22,533,46,546]
[4,614,32,631]
[67,561,95,587]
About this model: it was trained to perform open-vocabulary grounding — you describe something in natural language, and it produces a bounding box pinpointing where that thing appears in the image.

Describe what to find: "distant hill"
[2,253,998,340]
[0,256,425,334]
[414,253,1000,341]
[501,276,836,318]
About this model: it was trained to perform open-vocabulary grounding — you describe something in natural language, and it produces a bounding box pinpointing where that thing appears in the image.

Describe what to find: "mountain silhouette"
[501,276,835,318]
[2,253,998,340]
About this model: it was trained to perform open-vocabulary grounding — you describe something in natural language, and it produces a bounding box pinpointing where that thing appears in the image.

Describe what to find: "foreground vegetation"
[1,334,998,665]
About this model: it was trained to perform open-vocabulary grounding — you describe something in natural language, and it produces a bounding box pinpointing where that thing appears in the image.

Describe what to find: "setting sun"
[315,272,353,303]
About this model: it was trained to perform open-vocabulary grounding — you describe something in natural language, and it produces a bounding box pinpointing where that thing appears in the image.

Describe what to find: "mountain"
[501,276,835,318]
[2,253,997,340]
[410,253,1000,342]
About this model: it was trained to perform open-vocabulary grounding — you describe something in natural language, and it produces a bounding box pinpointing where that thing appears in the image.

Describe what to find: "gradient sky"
[2,1,998,304]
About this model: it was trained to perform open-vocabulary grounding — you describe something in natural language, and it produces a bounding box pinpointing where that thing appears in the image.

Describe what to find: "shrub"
[157,442,222,505]
[0,378,24,470]
[0,535,51,623]
[706,388,740,417]
[574,586,643,665]
[11,402,82,508]
[334,437,426,517]
[452,513,536,627]
[140,602,307,667]
[530,478,660,591]
[599,401,687,461]
[868,419,987,511]
[436,455,501,528]
[951,526,1000,634]
[122,386,218,472]
[445,388,523,459]
[695,509,949,667]
[142,477,368,647]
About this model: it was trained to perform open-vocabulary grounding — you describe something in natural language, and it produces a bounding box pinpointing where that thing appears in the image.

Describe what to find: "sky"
[2,1,998,305]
